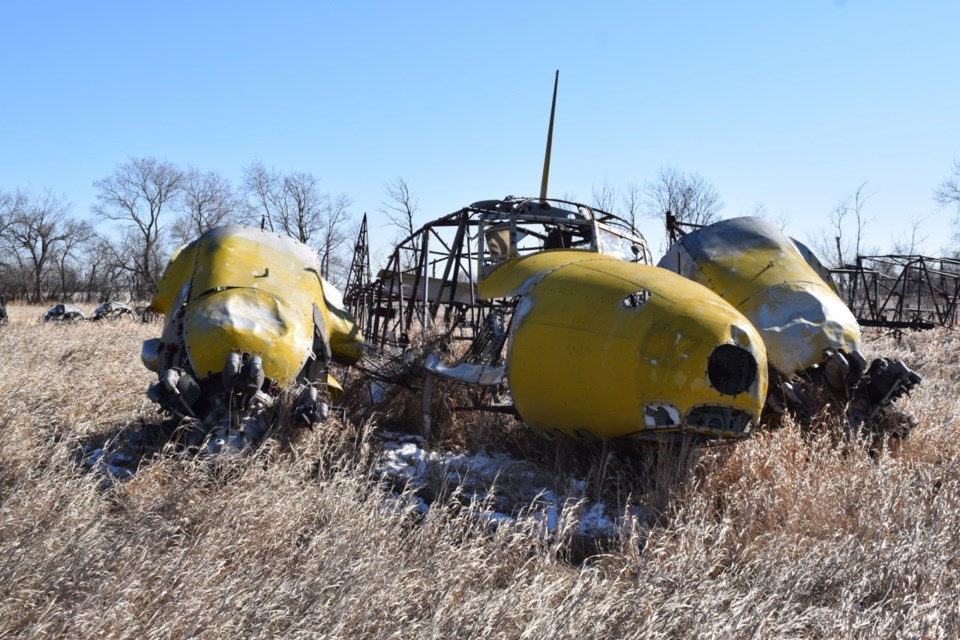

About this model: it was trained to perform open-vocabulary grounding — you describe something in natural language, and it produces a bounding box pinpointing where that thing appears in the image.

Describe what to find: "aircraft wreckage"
[339,202,921,443]
[137,209,921,452]
[343,197,770,441]
[138,72,920,452]
[657,216,921,429]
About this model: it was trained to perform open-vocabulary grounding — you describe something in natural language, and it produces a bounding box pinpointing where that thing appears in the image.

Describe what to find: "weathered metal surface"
[43,303,88,321]
[150,225,362,385]
[93,301,135,321]
[659,217,861,375]
[659,216,922,432]
[493,252,767,440]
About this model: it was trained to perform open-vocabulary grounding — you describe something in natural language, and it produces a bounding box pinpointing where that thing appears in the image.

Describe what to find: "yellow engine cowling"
[479,252,768,440]
[658,217,861,376]
[146,225,363,386]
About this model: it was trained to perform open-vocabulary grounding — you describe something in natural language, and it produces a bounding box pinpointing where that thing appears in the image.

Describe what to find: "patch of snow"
[373,430,654,540]
[84,448,136,482]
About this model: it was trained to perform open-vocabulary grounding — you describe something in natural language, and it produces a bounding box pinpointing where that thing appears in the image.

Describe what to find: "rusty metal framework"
[344,197,651,367]
[344,213,371,295]
[829,255,960,330]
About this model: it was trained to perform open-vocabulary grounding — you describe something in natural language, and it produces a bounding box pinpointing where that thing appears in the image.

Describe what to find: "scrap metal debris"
[39,301,143,323]
[43,303,88,322]
[92,300,137,321]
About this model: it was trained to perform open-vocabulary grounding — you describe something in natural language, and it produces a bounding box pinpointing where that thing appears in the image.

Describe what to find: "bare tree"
[833,182,873,267]
[0,192,27,298]
[53,219,95,301]
[934,160,960,210]
[239,163,355,278]
[317,193,354,284]
[82,231,135,302]
[241,163,327,243]
[589,181,644,232]
[381,177,419,240]
[891,215,929,256]
[934,160,960,244]
[808,182,874,269]
[93,158,183,297]
[0,190,24,237]
[242,160,283,231]
[591,180,618,213]
[752,204,794,233]
[644,167,723,242]
[620,183,643,231]
[849,184,872,260]
[380,177,420,269]
[279,172,326,244]
[2,190,75,302]
[0,192,26,291]
[831,201,852,268]
[171,169,239,245]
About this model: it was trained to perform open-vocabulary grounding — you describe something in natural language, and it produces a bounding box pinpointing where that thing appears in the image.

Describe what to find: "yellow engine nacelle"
[145,225,363,382]
[141,226,364,452]
[658,217,861,376]
[479,252,768,441]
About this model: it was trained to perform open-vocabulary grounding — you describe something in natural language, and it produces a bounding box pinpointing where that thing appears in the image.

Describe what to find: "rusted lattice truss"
[829,255,960,330]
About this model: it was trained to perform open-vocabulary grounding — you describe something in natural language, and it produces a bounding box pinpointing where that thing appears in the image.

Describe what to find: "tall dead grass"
[1,308,958,639]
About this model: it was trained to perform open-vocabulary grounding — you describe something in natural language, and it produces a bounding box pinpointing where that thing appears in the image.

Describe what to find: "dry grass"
[1,307,958,639]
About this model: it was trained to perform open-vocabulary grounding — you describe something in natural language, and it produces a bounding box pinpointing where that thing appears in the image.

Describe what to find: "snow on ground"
[81,425,655,541]
[373,430,655,540]
[84,448,137,481]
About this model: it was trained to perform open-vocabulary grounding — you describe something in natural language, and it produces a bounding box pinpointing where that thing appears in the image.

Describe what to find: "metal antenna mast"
[539,70,559,203]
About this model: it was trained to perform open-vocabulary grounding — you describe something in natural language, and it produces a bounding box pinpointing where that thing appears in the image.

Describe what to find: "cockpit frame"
[343,196,651,381]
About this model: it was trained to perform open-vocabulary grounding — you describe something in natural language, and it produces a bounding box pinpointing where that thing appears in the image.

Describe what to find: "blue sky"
[1,1,957,259]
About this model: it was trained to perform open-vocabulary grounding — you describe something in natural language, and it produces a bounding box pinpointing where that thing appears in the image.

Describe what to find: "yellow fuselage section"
[479,252,768,440]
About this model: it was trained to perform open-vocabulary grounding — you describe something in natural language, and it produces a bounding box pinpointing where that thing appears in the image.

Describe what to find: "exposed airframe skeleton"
[346,194,652,362]
[339,70,920,442]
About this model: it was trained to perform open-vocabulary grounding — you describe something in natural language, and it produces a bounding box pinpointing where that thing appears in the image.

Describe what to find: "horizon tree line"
[3,158,959,304]
[0,158,361,303]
